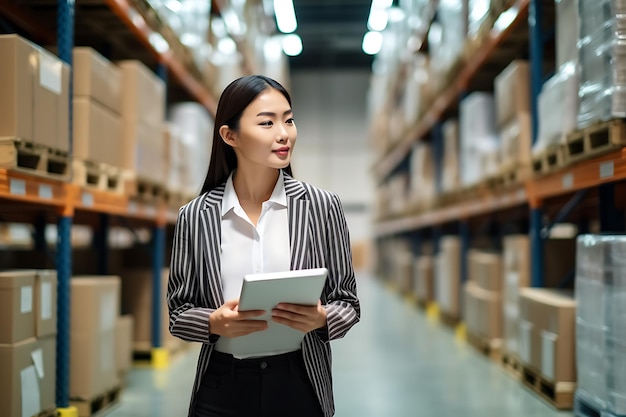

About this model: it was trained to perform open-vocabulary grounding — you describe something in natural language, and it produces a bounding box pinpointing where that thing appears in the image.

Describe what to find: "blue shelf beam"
[459,221,470,284]
[94,214,110,275]
[530,207,544,287]
[598,183,626,232]
[529,0,545,145]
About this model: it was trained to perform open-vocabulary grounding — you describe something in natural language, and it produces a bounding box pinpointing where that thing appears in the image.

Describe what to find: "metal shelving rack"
[0,0,240,414]
[374,0,626,291]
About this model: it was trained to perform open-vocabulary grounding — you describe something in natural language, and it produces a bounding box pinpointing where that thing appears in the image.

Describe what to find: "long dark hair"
[200,75,294,195]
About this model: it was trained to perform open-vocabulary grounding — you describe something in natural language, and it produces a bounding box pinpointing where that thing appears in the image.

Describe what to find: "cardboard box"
[71,277,120,336]
[34,48,70,151]
[118,60,165,127]
[495,60,530,127]
[414,256,434,303]
[0,337,55,417]
[0,34,37,142]
[120,269,181,352]
[70,329,118,399]
[35,270,57,338]
[115,315,134,376]
[469,250,502,292]
[0,271,36,344]
[39,335,56,412]
[520,288,576,382]
[73,47,122,114]
[499,112,532,167]
[465,281,502,340]
[503,235,531,354]
[73,97,123,166]
[435,237,461,318]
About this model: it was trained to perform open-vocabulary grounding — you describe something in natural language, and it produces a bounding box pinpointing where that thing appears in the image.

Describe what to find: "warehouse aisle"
[107,273,573,417]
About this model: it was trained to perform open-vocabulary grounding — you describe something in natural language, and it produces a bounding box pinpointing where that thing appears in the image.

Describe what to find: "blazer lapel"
[200,187,225,307]
[284,174,311,270]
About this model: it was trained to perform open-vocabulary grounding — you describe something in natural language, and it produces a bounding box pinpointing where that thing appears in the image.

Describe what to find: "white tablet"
[220,267,328,358]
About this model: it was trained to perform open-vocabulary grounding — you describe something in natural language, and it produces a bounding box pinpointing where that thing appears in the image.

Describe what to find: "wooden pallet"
[0,138,70,180]
[565,119,626,165]
[70,385,122,417]
[132,177,169,203]
[72,160,126,194]
[500,351,522,380]
[36,407,57,417]
[521,366,575,410]
[439,311,460,329]
[532,145,567,176]
[467,332,502,362]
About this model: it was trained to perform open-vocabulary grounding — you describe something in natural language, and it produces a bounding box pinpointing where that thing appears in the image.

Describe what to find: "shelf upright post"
[56,208,74,415]
[529,0,545,146]
[432,122,444,196]
[459,220,470,284]
[599,183,626,232]
[56,0,75,414]
[34,215,47,252]
[530,200,544,287]
[94,214,110,275]
[150,221,167,368]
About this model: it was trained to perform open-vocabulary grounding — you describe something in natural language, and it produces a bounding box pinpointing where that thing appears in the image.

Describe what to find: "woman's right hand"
[209,299,268,338]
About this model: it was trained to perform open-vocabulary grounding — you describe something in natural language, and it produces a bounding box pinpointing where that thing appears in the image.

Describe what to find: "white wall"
[289,70,374,242]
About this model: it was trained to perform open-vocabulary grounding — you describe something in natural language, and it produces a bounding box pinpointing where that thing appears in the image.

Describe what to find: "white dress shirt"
[215,170,291,354]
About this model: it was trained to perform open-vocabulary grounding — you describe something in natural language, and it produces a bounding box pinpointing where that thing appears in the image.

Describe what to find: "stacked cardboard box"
[459,93,499,186]
[576,235,626,414]
[72,47,123,167]
[0,34,70,152]
[118,61,166,184]
[577,0,626,127]
[70,277,121,400]
[0,270,57,417]
[441,120,460,193]
[413,256,434,304]
[519,288,576,383]
[119,268,184,354]
[495,61,531,170]
[435,237,461,320]
[502,235,531,357]
[408,143,436,211]
[464,251,503,340]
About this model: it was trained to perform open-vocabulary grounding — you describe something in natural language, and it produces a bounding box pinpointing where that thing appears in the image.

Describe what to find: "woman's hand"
[209,299,268,338]
[271,300,327,333]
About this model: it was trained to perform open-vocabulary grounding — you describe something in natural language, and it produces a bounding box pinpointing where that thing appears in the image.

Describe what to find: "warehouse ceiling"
[289,0,374,70]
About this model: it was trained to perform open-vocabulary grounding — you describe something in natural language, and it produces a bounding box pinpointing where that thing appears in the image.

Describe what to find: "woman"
[168,75,360,417]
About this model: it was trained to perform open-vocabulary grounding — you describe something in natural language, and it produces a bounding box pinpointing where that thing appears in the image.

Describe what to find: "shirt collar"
[221,170,287,217]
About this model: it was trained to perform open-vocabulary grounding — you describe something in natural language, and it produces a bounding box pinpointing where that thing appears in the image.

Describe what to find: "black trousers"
[194,350,324,417]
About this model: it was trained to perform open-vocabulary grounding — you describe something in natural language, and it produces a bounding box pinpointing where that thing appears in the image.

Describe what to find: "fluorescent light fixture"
[274,0,297,33]
[180,32,201,48]
[149,32,170,53]
[282,34,302,56]
[387,6,405,23]
[367,9,388,31]
[264,37,283,62]
[362,31,383,55]
[222,8,245,36]
[218,37,237,55]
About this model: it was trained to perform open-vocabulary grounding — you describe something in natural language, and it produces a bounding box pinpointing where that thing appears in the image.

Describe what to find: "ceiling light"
[362,31,383,55]
[218,37,237,55]
[282,34,302,56]
[367,9,388,31]
[274,0,297,33]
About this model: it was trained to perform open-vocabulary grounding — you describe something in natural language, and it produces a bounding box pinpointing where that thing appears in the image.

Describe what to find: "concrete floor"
[106,273,574,417]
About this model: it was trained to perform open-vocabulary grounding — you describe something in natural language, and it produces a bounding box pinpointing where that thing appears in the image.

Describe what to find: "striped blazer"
[167,173,361,417]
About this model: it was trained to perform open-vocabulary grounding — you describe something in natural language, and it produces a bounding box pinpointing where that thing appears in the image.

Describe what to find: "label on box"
[81,192,94,207]
[21,285,33,314]
[520,321,533,364]
[38,51,62,95]
[31,349,44,379]
[20,366,41,417]
[600,162,614,179]
[562,173,574,190]
[541,330,558,380]
[100,291,116,332]
[41,282,52,320]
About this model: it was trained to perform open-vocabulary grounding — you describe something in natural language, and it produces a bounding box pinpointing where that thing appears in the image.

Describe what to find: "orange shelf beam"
[0,169,68,208]
[374,0,530,181]
[375,186,528,237]
[104,0,218,116]
[526,148,626,203]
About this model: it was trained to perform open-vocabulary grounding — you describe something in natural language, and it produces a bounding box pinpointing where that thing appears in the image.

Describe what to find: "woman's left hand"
[271,300,327,333]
